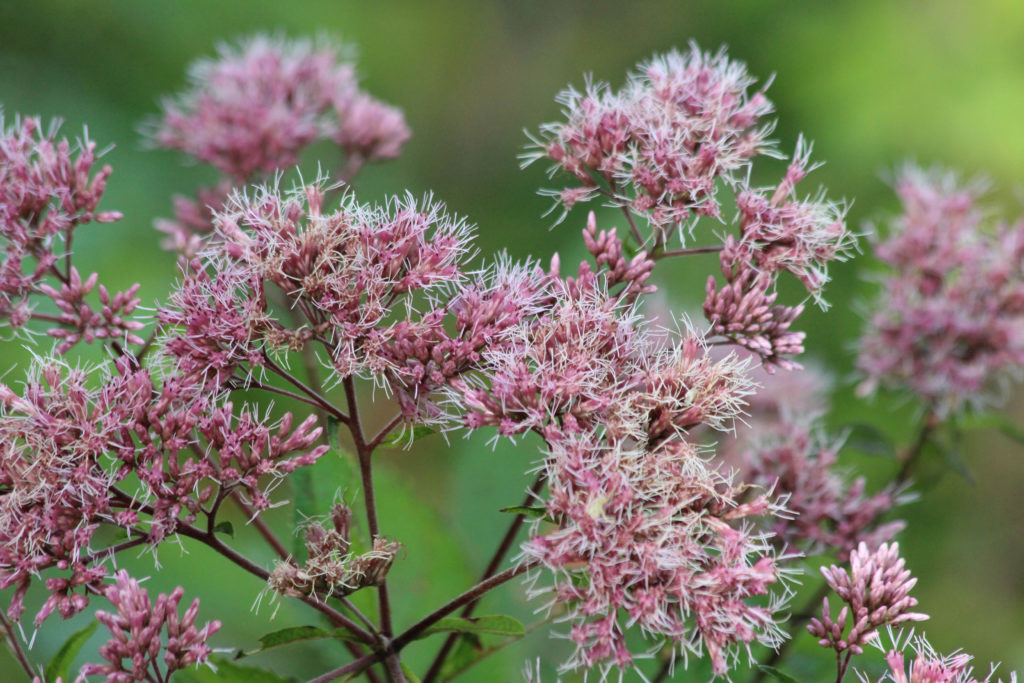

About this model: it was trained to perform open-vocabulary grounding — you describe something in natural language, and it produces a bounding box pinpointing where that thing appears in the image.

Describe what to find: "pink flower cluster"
[858,166,1024,413]
[0,116,141,351]
[79,570,220,683]
[525,433,786,677]
[861,633,1018,683]
[527,44,775,230]
[528,46,851,371]
[452,234,788,674]
[809,542,928,656]
[0,356,326,626]
[151,35,408,181]
[162,181,546,423]
[150,35,410,255]
[739,418,906,561]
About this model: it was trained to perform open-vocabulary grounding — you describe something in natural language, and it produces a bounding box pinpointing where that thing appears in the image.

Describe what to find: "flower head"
[858,165,1024,414]
[526,432,788,677]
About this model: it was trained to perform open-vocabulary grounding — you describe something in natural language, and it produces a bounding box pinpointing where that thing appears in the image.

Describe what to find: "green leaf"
[46,621,98,682]
[291,460,315,562]
[379,425,435,449]
[234,626,362,660]
[756,665,800,683]
[416,615,525,640]
[498,505,549,520]
[213,521,235,538]
[937,439,974,484]
[187,658,299,683]
[841,422,897,458]
[401,663,423,683]
[293,418,364,558]
[955,412,1024,445]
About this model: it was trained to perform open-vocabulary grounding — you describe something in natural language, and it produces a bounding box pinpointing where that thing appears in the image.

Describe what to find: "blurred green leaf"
[402,663,423,683]
[213,521,235,538]
[46,621,98,683]
[235,626,363,660]
[417,615,525,640]
[498,505,549,520]
[841,422,897,458]
[379,425,435,449]
[954,412,1024,445]
[187,658,299,683]
[756,665,801,683]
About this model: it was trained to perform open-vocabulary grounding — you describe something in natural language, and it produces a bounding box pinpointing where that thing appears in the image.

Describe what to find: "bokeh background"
[2,1,1023,680]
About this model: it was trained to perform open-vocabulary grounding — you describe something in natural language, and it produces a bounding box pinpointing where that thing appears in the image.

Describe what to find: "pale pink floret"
[527,43,776,232]
[79,570,221,683]
[858,165,1024,414]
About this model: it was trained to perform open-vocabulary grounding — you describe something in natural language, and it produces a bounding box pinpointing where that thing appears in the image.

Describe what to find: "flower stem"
[343,376,402,681]
[0,610,35,681]
[422,471,546,683]
[306,562,535,683]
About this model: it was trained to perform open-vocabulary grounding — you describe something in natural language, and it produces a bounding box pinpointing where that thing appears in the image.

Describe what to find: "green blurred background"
[1,0,1023,680]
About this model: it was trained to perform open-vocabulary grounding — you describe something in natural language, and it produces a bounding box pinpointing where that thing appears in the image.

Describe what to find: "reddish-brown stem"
[396,562,534,649]
[896,409,939,484]
[174,522,376,645]
[308,651,380,683]
[242,376,336,415]
[229,491,291,560]
[422,471,547,683]
[835,649,853,683]
[614,190,646,247]
[308,563,536,683]
[750,409,941,683]
[0,610,35,680]
[28,311,66,325]
[342,377,401,681]
[367,413,404,451]
[134,324,162,364]
[656,244,725,258]
[262,355,350,424]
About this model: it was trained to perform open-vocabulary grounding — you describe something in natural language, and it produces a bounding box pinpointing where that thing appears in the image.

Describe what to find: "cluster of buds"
[268,504,399,599]
[79,570,221,682]
[809,542,928,656]
[0,115,139,353]
[858,166,1024,414]
[704,237,806,370]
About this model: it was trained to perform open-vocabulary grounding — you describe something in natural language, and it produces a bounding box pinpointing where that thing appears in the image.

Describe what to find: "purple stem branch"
[307,563,535,683]
[342,376,401,681]
[0,610,35,681]
[422,471,547,683]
